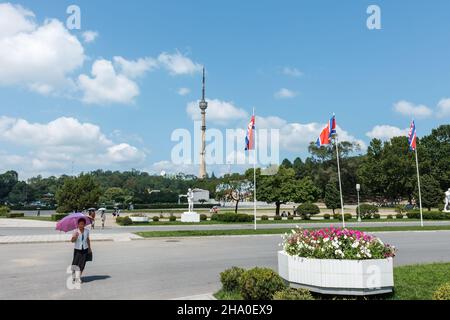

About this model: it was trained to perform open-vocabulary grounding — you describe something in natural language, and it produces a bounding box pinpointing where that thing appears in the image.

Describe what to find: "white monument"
[181,188,200,222]
[444,188,450,213]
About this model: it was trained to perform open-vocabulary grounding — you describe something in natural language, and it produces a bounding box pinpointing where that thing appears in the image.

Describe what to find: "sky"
[0,0,449,180]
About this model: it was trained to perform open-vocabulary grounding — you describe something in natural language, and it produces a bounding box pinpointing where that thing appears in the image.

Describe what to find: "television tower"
[199,67,208,179]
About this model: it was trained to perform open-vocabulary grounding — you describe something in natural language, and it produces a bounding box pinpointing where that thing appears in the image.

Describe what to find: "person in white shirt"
[70,218,92,284]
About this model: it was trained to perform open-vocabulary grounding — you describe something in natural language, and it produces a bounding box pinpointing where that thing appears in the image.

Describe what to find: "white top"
[73,228,90,250]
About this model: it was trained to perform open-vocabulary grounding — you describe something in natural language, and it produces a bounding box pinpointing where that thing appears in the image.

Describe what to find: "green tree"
[7,181,34,205]
[257,167,320,215]
[55,174,101,213]
[281,159,293,169]
[219,173,249,213]
[324,179,341,214]
[414,174,442,211]
[0,171,18,202]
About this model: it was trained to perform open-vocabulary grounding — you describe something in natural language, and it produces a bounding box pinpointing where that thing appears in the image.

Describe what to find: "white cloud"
[82,30,99,43]
[186,99,249,124]
[437,98,450,118]
[393,100,432,118]
[0,3,85,94]
[0,116,146,177]
[366,125,408,140]
[0,3,35,38]
[274,88,298,99]
[178,87,191,96]
[78,59,140,105]
[282,67,303,77]
[158,51,202,75]
[113,56,157,78]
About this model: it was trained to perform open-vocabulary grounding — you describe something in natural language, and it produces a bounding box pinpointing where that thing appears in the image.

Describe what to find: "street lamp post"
[356,184,361,222]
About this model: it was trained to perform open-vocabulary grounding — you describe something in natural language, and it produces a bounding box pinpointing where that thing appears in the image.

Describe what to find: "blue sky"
[0,0,449,179]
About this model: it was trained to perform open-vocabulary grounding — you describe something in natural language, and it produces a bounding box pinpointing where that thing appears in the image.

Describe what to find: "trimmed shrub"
[6,213,25,218]
[358,204,379,219]
[287,215,294,220]
[211,213,219,221]
[116,216,123,224]
[297,203,320,218]
[406,212,420,219]
[169,215,177,222]
[433,282,450,300]
[200,214,207,221]
[239,267,286,300]
[0,206,11,216]
[215,213,253,223]
[323,214,331,220]
[51,213,68,221]
[220,267,245,292]
[261,215,269,221]
[344,213,353,221]
[152,216,160,222]
[373,213,381,219]
[121,216,133,226]
[273,288,314,300]
[333,213,340,220]
[396,213,404,219]
[407,211,450,220]
[273,215,282,221]
[387,215,394,220]
[395,205,406,214]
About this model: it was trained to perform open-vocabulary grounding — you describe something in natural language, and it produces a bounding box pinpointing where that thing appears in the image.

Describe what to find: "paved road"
[1,231,450,300]
[1,220,450,237]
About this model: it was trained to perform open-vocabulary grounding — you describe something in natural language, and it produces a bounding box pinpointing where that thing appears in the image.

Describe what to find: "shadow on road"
[81,275,111,283]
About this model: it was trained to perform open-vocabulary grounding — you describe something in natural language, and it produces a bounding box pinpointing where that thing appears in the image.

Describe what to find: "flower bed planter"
[278,251,393,295]
[129,216,149,223]
[279,227,396,296]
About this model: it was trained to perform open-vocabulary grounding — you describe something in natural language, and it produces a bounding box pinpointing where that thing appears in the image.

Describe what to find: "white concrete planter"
[278,251,394,295]
[181,212,200,223]
[129,216,149,223]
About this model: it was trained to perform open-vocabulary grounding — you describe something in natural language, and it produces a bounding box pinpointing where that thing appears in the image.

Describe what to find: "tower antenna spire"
[202,67,206,101]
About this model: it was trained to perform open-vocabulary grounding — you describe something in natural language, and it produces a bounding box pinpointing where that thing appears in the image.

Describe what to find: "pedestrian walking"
[70,217,92,284]
[88,208,96,229]
[99,208,107,229]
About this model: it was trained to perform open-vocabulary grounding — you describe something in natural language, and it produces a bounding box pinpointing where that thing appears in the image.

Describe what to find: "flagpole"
[253,108,257,231]
[334,135,346,228]
[415,147,424,227]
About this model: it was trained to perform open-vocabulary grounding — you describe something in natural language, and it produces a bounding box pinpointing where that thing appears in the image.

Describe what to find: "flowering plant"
[282,227,396,260]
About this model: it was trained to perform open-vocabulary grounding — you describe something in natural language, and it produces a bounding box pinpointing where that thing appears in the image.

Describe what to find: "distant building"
[192,188,210,203]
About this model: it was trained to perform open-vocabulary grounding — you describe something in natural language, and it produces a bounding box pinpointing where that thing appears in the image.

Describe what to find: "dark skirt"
[72,249,89,272]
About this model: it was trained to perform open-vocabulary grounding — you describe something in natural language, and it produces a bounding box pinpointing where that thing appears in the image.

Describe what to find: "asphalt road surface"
[1,231,450,300]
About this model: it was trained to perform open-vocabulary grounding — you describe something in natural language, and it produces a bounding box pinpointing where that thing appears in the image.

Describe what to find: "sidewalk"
[0,233,143,244]
[0,218,56,228]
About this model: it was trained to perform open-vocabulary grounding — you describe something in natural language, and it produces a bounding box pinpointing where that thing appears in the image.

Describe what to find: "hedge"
[51,213,68,221]
[407,211,450,220]
[6,213,25,218]
[357,204,379,219]
[239,267,286,300]
[214,213,253,223]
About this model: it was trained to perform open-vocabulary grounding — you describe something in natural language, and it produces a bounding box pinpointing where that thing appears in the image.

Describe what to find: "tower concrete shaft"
[199,68,208,179]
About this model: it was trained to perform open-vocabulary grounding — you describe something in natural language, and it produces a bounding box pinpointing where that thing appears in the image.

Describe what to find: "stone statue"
[187,188,194,213]
[445,188,450,213]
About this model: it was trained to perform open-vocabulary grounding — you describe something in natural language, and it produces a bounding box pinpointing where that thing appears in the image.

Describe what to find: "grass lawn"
[391,263,450,300]
[214,263,450,300]
[136,225,450,238]
[0,216,53,222]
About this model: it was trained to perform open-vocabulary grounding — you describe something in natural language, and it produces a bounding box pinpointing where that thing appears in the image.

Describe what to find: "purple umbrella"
[56,212,92,233]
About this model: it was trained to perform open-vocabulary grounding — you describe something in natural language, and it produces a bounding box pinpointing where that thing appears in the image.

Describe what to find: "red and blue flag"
[316,115,337,147]
[245,115,256,151]
[408,120,417,151]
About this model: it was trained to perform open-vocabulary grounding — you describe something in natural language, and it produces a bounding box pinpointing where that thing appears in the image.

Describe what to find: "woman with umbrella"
[56,213,93,284]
